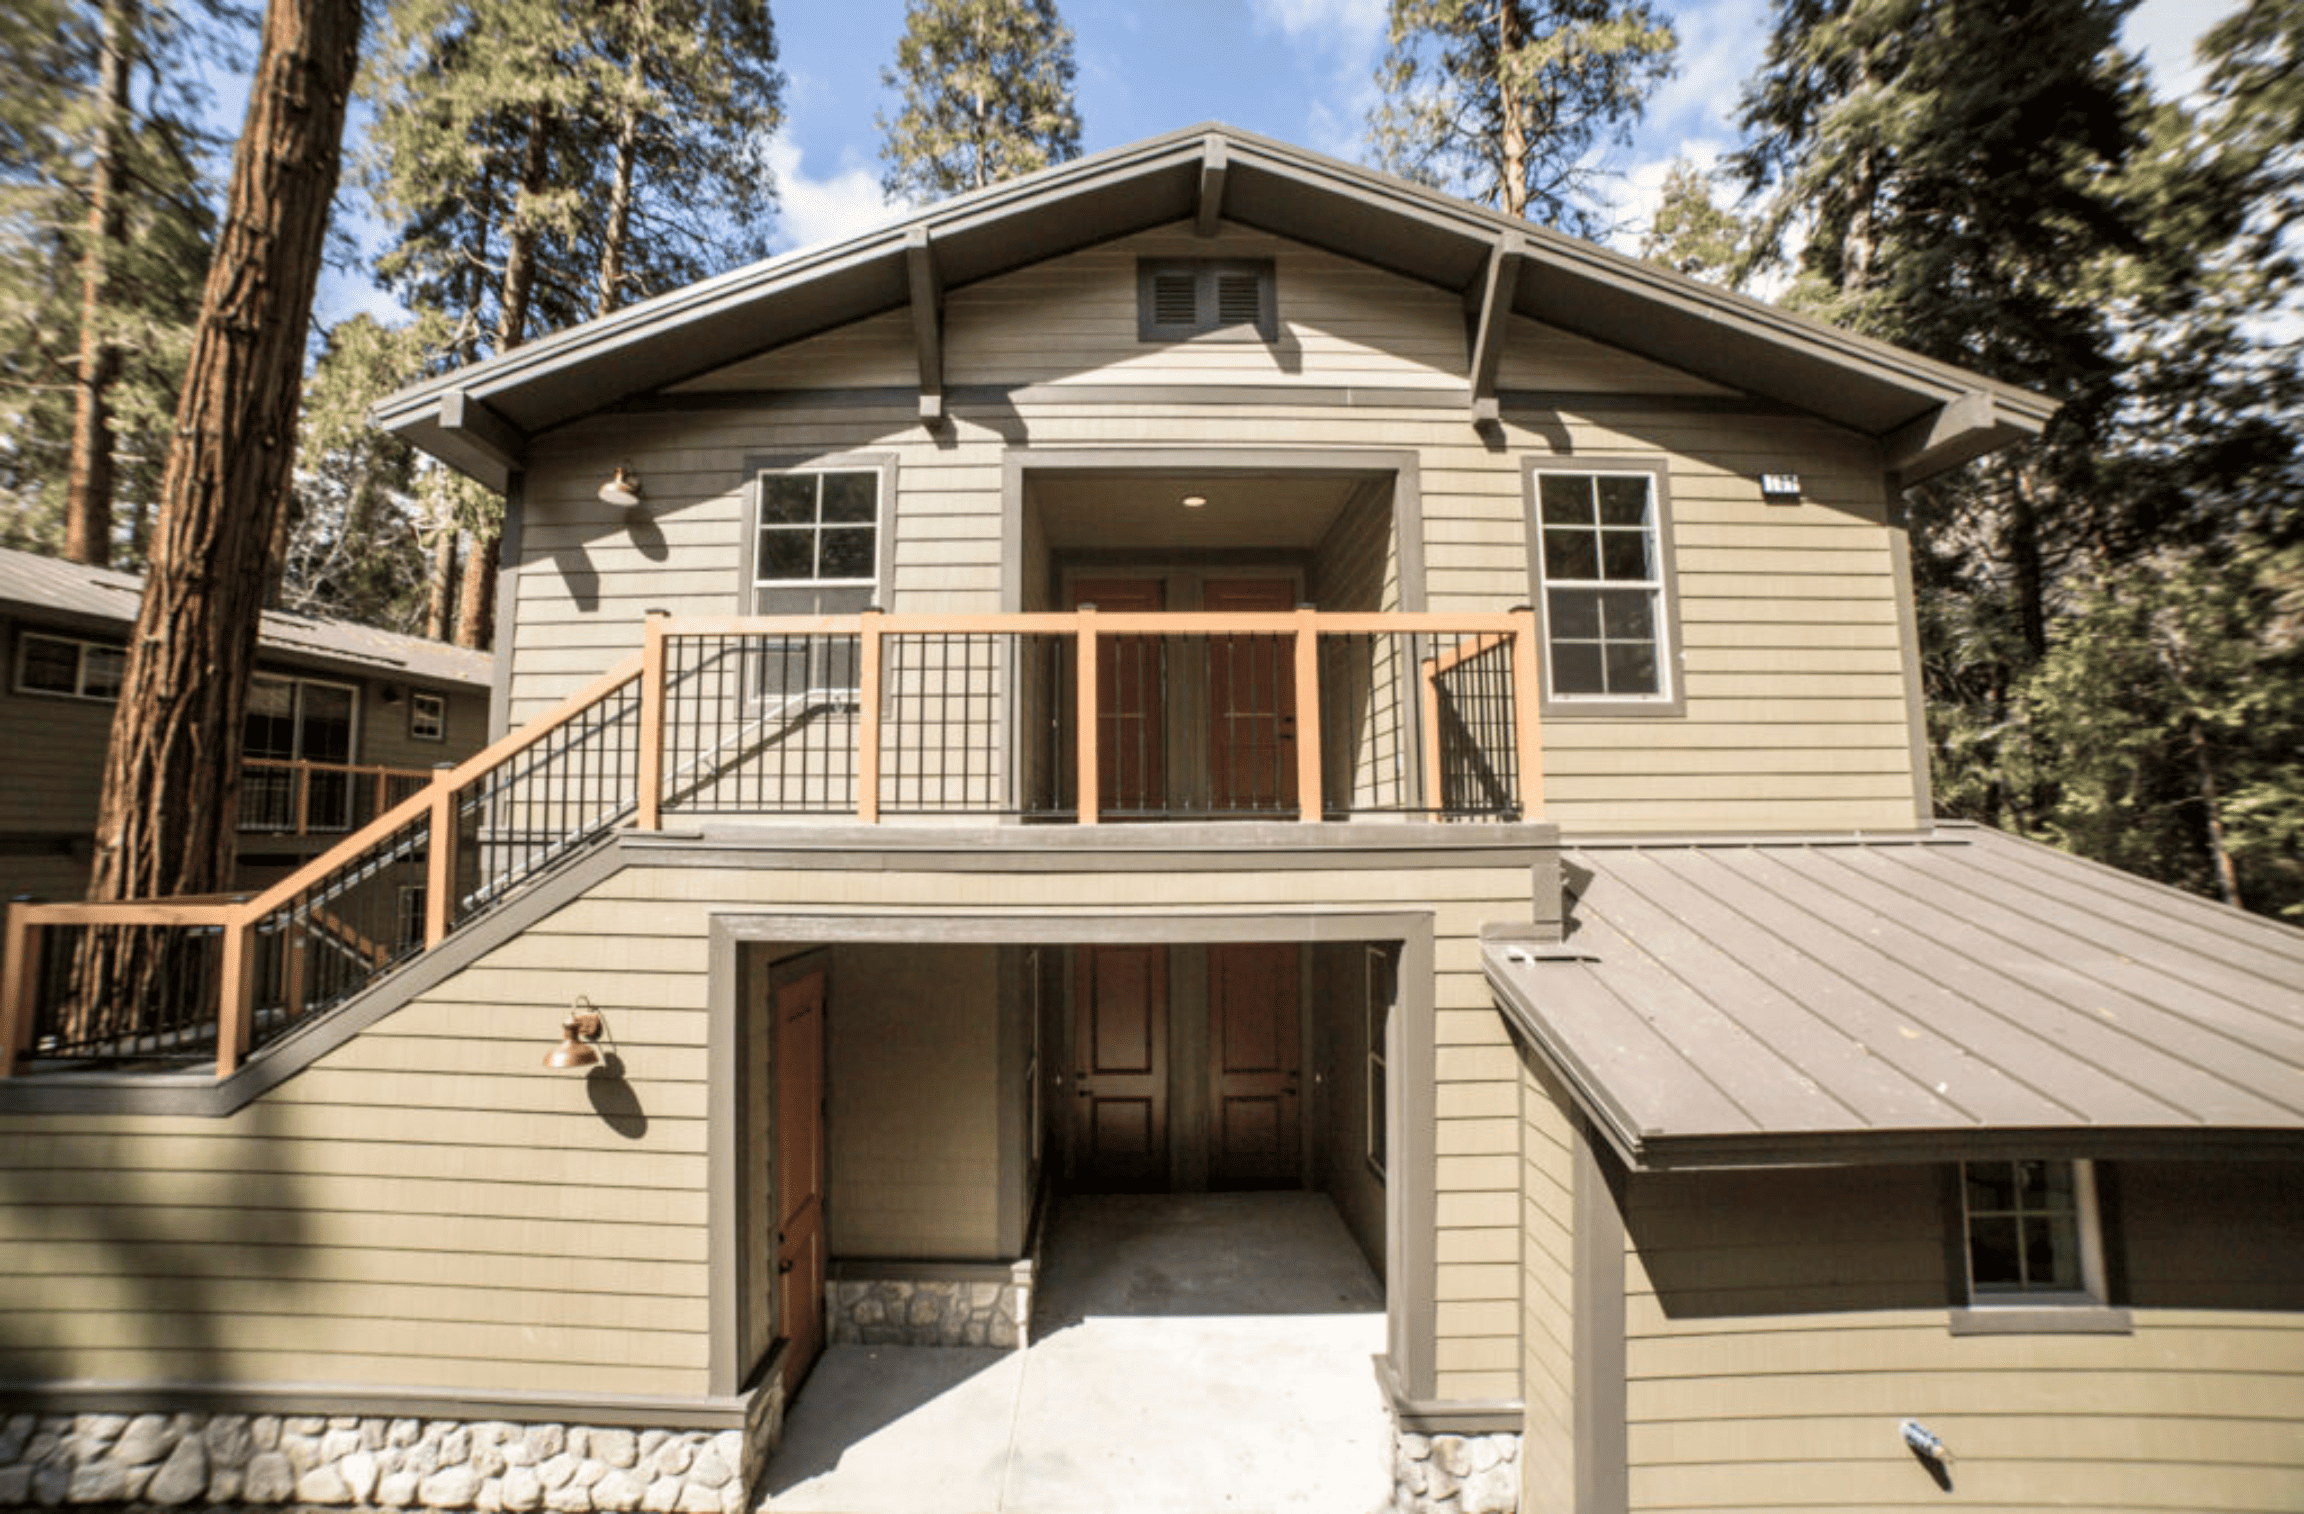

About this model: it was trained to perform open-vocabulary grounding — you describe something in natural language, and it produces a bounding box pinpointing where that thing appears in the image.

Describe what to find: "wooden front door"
[1070,578,1166,816]
[1072,945,1169,1190]
[774,966,827,1397]
[1200,578,1299,812]
[1208,943,1304,1187]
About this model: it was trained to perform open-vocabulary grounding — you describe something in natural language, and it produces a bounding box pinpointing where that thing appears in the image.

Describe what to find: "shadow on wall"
[0,1091,314,1406]
[586,1052,649,1139]
[1626,1164,1951,1321]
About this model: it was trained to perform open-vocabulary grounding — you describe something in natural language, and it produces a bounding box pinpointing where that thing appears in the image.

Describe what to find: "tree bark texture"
[63,0,138,568]
[89,0,362,904]
[1495,1,1527,217]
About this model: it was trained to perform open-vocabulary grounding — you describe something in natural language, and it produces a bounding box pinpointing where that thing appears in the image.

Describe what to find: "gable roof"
[1485,824,2304,1172]
[0,546,492,691]
[375,124,2057,492]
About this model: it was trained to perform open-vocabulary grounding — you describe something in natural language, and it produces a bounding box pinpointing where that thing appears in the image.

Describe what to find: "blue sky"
[319,0,2239,323]
[759,0,2237,253]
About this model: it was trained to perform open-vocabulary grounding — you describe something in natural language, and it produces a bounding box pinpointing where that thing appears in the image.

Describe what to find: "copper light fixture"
[598,466,644,508]
[546,996,609,1070]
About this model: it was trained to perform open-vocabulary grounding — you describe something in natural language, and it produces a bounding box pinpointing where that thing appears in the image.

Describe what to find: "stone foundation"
[1385,1430,1519,1514]
[827,1277,1027,1348]
[826,1261,1033,1349]
[0,1402,782,1513]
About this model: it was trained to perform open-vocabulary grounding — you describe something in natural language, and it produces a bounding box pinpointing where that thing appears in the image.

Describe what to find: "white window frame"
[14,631,125,702]
[1961,1158,2108,1306]
[1523,459,1683,716]
[409,690,447,742]
[743,456,894,705]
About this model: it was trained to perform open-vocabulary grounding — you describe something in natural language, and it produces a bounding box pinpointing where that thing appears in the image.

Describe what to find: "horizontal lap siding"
[506,229,1920,824]
[1622,1164,2304,1513]
[0,974,712,1397]
[1521,1053,1578,1511]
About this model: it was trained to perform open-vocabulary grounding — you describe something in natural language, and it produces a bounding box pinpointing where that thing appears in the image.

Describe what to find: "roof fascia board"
[905,227,945,426]
[1194,135,1228,237]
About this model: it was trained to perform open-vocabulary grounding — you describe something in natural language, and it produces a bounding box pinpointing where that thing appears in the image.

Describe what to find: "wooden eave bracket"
[906,227,946,427]
[1195,137,1229,237]
[435,390,524,491]
[1465,234,1526,428]
[1886,390,2033,484]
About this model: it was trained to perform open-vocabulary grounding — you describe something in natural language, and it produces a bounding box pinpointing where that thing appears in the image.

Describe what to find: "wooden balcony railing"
[2,609,1542,1077]
[238,758,435,836]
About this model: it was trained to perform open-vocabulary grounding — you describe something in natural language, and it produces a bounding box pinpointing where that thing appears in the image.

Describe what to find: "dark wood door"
[1200,578,1298,812]
[1208,943,1303,1188]
[1069,578,1166,816]
[1072,945,1168,1190]
[774,967,827,1397]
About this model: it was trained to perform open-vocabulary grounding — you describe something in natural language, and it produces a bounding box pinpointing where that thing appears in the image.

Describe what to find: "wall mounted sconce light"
[546,996,611,1070]
[599,466,644,509]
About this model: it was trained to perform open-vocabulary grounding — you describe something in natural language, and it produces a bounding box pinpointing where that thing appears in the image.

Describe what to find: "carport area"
[757,1191,1391,1513]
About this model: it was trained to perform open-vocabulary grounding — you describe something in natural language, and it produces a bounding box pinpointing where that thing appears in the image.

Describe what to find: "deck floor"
[758,1191,1391,1514]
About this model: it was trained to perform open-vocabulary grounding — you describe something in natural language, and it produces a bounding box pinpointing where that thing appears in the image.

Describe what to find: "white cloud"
[765,140,903,254]
[1249,0,1388,48]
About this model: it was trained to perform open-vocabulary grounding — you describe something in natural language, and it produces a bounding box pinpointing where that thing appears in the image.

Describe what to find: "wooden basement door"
[1208,943,1303,1187]
[1072,945,1169,1190]
[775,966,827,1397]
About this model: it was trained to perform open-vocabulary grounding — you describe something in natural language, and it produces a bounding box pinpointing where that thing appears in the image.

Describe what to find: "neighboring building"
[0,546,492,905]
[0,128,2298,1514]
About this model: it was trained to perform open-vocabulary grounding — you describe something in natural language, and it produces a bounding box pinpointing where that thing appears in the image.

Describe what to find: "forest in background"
[2,0,2298,920]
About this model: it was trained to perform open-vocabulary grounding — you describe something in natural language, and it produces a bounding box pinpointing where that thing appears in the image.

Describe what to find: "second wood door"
[1208,943,1303,1187]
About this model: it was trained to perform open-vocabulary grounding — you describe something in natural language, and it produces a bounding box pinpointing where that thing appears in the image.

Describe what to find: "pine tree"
[1637,159,1749,283]
[878,0,1080,201]
[1369,0,1677,236]
[90,0,361,907]
[361,0,786,648]
[0,0,217,569]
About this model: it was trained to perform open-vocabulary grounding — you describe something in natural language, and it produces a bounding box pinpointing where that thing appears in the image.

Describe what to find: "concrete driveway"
[758,1193,1391,1514]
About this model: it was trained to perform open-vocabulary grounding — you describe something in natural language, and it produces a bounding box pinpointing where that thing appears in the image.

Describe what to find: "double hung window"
[1531,468,1672,703]
[751,467,882,699]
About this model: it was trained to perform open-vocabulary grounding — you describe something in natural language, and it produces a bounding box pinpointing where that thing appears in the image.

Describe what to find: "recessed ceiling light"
[1181,493,1209,509]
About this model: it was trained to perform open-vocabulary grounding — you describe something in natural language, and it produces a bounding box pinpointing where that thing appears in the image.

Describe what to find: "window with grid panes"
[1962,1159,2106,1301]
[752,469,879,696]
[1534,471,1667,699]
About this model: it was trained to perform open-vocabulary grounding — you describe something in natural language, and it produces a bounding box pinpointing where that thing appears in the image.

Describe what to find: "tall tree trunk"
[1495,0,1527,217]
[1841,49,1882,296]
[2003,455,2048,660]
[455,99,552,651]
[596,46,644,316]
[63,0,137,567]
[425,514,457,641]
[89,0,361,905]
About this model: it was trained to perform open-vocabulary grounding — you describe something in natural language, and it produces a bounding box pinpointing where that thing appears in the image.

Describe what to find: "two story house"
[1,127,2298,1514]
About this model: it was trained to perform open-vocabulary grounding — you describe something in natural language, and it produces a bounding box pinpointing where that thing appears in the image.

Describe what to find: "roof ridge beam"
[905,226,945,426]
[1195,136,1229,237]
[1465,232,1526,427]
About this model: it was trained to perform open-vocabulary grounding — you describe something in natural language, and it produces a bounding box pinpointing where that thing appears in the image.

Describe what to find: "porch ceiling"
[1029,471,1366,551]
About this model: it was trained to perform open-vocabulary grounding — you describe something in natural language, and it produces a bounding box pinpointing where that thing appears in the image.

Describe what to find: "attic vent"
[1138,258,1276,341]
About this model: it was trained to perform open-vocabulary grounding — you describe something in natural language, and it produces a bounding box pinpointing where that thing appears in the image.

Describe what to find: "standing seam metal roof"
[1486,824,2304,1170]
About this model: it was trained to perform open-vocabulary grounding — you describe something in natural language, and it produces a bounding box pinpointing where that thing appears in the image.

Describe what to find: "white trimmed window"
[1962,1159,2107,1303]
[752,468,881,697]
[16,632,125,701]
[1532,470,1670,701]
[410,690,446,741]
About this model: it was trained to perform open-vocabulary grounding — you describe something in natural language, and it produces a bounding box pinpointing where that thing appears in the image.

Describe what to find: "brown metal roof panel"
[1694,845,2217,1127]
[1576,850,2039,1131]
[1849,841,2304,1073]
[1807,845,2304,1123]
